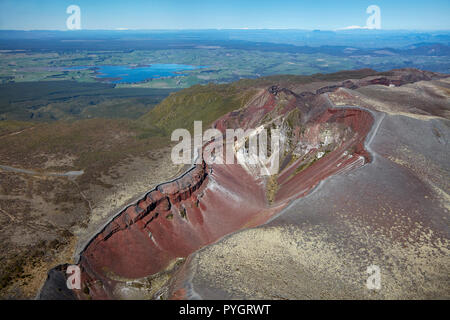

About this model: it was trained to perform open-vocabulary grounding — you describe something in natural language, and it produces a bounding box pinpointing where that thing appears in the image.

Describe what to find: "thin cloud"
[336,25,370,30]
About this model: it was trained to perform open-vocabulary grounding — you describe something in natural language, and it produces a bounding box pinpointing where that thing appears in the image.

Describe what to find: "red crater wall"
[73,105,374,299]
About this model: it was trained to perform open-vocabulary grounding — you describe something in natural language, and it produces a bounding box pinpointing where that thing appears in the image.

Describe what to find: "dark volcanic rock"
[37,265,77,300]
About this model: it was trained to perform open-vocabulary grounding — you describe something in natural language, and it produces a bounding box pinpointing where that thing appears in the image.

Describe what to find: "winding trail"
[0,164,84,177]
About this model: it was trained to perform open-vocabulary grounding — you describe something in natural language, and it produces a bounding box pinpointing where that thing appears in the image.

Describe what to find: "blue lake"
[65,64,203,83]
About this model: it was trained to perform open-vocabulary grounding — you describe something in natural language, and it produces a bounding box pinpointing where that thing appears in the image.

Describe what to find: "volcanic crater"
[38,69,448,300]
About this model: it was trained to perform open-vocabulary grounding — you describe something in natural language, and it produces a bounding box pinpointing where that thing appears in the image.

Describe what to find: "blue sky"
[0,0,449,30]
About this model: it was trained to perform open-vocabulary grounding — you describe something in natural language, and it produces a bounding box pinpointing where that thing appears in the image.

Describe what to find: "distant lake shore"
[63,64,205,84]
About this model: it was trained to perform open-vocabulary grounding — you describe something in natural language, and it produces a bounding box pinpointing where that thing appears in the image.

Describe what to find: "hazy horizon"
[2,28,450,32]
[1,0,449,31]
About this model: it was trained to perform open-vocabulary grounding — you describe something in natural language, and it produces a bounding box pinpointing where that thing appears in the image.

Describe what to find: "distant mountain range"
[0,29,449,56]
